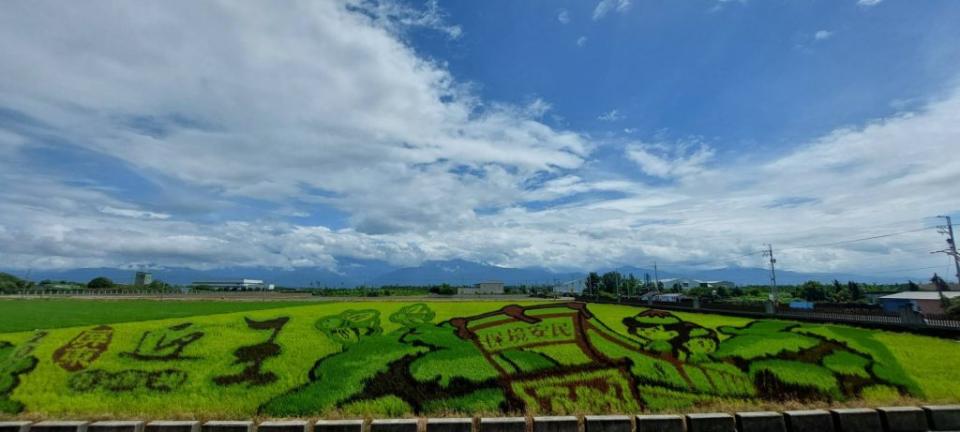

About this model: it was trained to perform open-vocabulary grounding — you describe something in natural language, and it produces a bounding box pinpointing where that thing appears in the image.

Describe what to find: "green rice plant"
[859,384,902,404]
[0,300,953,418]
[522,343,593,366]
[422,388,506,413]
[749,360,841,399]
[636,385,717,411]
[713,321,819,360]
[340,395,411,417]
[498,349,557,374]
[0,299,307,332]
[794,325,919,395]
[822,351,870,378]
[406,323,500,385]
[508,369,640,415]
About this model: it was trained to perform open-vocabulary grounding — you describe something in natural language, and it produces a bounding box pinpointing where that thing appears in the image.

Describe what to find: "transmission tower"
[932,215,960,287]
[763,244,778,303]
[653,262,660,293]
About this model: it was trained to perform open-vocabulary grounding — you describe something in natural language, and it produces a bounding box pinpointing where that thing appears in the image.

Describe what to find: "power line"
[870,265,945,275]
[642,219,957,276]
[778,227,933,251]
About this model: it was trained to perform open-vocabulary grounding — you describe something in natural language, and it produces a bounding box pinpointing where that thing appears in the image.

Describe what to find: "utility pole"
[653,262,661,293]
[615,272,622,303]
[763,244,778,304]
[933,215,960,288]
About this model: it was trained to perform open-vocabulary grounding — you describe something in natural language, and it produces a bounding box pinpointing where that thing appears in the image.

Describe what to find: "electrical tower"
[653,262,660,293]
[932,215,960,287]
[763,244,778,303]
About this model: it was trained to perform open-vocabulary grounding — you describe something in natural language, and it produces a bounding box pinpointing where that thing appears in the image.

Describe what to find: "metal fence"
[597,297,960,331]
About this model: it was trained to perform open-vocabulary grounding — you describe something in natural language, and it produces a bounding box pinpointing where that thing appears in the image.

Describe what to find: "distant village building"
[660,278,735,291]
[878,291,960,315]
[133,271,153,286]
[192,279,272,291]
[552,279,586,293]
[457,281,505,295]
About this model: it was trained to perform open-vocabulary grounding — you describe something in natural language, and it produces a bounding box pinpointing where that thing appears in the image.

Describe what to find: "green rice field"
[0,299,308,333]
[0,299,958,419]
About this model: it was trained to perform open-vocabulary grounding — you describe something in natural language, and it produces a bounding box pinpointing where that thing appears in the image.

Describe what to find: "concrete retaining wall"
[2,405,957,432]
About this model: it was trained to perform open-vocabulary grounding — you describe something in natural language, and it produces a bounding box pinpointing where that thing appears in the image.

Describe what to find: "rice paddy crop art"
[0,301,957,418]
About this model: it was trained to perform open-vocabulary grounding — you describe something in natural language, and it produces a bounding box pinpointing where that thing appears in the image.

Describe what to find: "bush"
[0,272,31,293]
[947,297,960,319]
[87,276,114,289]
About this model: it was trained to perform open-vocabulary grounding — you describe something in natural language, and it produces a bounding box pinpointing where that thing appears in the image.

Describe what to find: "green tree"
[931,273,950,292]
[907,280,920,291]
[625,273,639,296]
[0,273,33,293]
[801,281,827,302]
[601,271,623,296]
[148,280,169,290]
[586,272,601,297]
[847,281,864,302]
[946,297,960,319]
[87,277,114,289]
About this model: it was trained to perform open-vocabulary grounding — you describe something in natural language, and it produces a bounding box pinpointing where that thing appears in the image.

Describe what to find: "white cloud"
[624,142,715,179]
[353,0,463,39]
[857,0,882,6]
[99,207,172,220]
[557,9,570,24]
[814,30,833,41]
[0,0,958,278]
[598,109,625,121]
[524,98,552,118]
[708,0,746,13]
[576,36,588,47]
[0,1,587,235]
[593,0,631,20]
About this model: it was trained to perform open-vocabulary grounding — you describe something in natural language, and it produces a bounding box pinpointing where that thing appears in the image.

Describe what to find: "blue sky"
[0,0,959,277]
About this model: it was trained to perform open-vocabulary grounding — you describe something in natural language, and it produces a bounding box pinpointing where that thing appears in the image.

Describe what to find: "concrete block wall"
[1,405,957,432]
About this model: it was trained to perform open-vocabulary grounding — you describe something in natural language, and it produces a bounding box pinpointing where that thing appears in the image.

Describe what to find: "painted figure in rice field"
[261,302,918,416]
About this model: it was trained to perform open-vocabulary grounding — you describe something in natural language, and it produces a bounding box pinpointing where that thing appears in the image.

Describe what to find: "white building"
[192,279,270,291]
[457,281,505,295]
[659,278,734,291]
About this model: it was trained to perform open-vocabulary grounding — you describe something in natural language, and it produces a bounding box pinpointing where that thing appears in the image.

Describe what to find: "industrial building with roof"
[878,291,960,315]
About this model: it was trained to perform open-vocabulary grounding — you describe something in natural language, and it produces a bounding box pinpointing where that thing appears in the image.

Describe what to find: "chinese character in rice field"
[53,325,113,372]
[0,331,46,414]
[214,316,288,387]
[121,322,204,361]
[69,368,188,393]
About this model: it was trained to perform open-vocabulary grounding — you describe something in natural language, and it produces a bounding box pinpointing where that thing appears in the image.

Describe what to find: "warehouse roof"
[879,291,960,300]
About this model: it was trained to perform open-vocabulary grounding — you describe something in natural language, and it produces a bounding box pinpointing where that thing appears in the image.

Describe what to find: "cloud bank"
[0,0,958,278]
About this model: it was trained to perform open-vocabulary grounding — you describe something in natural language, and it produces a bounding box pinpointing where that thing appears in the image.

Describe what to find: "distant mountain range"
[4,258,924,289]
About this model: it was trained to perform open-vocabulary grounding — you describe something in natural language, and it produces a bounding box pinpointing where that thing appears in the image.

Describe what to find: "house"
[133,271,153,286]
[660,278,736,291]
[878,291,960,315]
[457,281,505,295]
[652,293,685,303]
[660,278,696,290]
[192,279,270,291]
